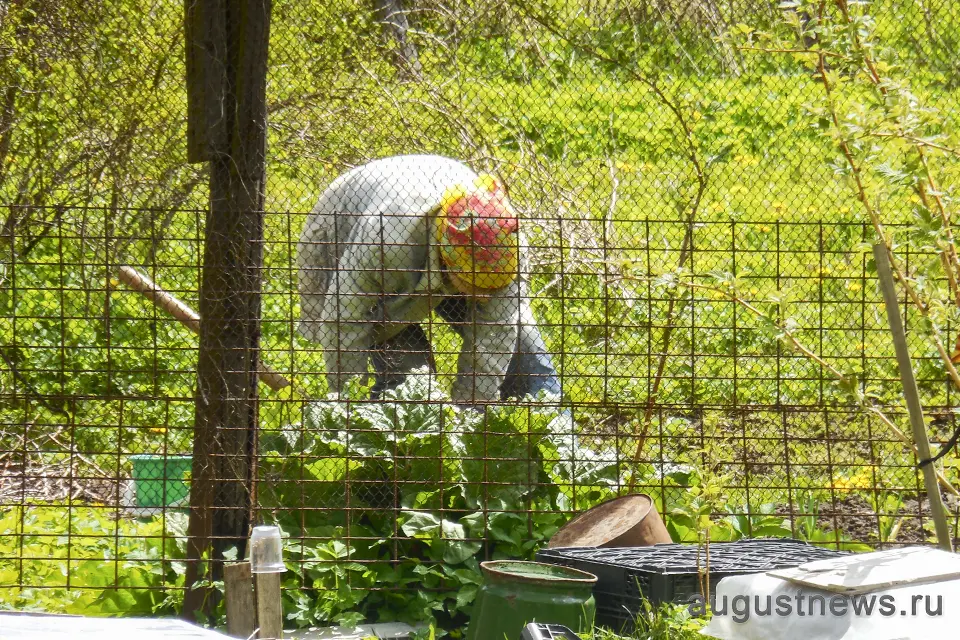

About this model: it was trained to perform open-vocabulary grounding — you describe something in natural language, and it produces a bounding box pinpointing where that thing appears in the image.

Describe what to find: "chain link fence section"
[2,0,960,627]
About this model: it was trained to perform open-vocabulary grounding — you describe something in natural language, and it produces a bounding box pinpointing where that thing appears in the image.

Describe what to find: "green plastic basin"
[129,454,192,508]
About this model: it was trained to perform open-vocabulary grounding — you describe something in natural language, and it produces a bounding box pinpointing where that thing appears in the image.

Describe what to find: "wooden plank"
[224,562,256,639]
[183,0,273,621]
[255,572,283,639]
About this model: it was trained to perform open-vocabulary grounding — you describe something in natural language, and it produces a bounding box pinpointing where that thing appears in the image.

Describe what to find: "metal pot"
[547,493,672,548]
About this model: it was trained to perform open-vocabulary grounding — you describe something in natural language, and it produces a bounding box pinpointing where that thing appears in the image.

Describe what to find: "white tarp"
[0,613,235,640]
[700,547,960,640]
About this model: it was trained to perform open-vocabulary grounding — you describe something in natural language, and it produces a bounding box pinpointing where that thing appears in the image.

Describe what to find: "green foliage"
[257,372,611,628]
[254,375,868,632]
[0,505,186,615]
[6,0,956,455]
[793,493,873,553]
[594,601,706,640]
[0,389,873,629]
[1,0,950,628]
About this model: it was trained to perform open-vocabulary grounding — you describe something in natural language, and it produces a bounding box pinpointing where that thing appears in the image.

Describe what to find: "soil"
[795,492,960,548]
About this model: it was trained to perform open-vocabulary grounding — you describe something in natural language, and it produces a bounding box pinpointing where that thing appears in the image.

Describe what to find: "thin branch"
[0,347,70,417]
[736,45,851,60]
[509,3,714,486]
[620,273,848,380]
[868,407,959,496]
[859,131,960,158]
[833,0,960,302]
[817,1,960,398]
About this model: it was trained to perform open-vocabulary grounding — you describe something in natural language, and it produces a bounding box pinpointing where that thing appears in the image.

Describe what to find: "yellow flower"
[850,471,872,489]
[149,427,167,435]
[833,477,854,491]
[834,469,873,491]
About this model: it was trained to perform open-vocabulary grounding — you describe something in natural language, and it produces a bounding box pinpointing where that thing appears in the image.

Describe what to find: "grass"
[0,505,184,615]
[591,601,707,640]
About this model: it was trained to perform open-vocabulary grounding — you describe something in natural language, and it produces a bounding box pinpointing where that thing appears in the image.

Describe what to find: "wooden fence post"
[182,0,274,620]
[255,573,283,639]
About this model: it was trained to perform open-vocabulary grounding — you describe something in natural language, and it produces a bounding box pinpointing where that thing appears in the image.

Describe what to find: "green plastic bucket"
[129,454,192,508]
[465,560,597,640]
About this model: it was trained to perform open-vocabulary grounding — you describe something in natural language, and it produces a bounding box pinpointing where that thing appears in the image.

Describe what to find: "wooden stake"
[224,562,256,639]
[255,572,283,639]
[116,265,292,392]
[873,242,953,552]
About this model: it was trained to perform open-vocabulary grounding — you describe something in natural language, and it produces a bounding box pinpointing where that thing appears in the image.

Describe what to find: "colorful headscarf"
[436,174,519,294]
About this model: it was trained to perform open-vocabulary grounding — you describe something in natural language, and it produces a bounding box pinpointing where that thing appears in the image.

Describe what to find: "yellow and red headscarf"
[436,174,519,294]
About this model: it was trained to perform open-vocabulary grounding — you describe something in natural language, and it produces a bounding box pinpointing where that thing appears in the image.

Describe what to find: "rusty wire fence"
[3,0,960,630]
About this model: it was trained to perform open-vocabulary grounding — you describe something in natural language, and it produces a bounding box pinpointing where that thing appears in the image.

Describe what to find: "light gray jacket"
[297,155,536,402]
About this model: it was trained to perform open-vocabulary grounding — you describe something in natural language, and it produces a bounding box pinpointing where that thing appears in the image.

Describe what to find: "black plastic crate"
[536,538,847,632]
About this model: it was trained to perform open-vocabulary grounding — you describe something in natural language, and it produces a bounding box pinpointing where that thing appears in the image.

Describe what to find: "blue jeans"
[370,297,561,400]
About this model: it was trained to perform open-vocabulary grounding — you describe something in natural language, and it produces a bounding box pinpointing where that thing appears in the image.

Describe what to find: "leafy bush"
[0,505,186,615]
[0,385,871,629]
[257,371,618,628]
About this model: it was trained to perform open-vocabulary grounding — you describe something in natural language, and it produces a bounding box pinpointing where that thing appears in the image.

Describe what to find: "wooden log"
[873,242,954,552]
[255,572,283,639]
[224,562,256,639]
[117,266,200,333]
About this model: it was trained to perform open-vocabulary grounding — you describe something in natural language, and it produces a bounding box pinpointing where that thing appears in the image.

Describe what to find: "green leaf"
[455,584,478,610]
[401,511,441,537]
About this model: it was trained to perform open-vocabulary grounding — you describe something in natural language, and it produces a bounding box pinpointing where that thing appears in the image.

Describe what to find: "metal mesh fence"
[3,0,960,630]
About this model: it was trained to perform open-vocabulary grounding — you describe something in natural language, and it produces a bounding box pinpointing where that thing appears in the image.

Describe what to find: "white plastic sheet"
[0,613,234,640]
[700,571,960,639]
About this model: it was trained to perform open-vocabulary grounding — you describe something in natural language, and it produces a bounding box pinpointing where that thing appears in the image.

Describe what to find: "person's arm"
[451,280,523,404]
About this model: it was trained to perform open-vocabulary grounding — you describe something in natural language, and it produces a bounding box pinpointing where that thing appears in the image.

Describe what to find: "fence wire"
[2,0,960,629]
